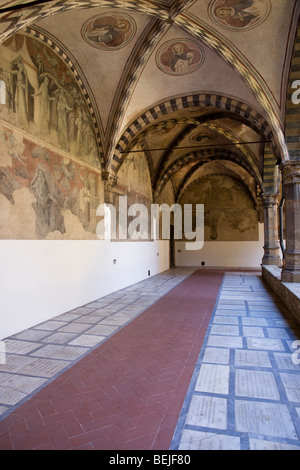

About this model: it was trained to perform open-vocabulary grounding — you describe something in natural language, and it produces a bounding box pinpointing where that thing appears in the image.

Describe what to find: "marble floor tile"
[185,395,228,430]
[202,347,230,365]
[235,400,297,439]
[235,369,280,400]
[195,364,230,395]
[178,429,241,451]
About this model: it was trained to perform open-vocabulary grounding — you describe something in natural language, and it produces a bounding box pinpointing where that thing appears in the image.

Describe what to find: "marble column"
[261,192,281,266]
[280,161,300,283]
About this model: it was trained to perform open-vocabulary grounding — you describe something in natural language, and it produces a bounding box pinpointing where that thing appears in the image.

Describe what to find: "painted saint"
[82,14,136,50]
[32,76,53,136]
[10,60,30,130]
[157,40,204,76]
[209,0,271,31]
[0,33,100,168]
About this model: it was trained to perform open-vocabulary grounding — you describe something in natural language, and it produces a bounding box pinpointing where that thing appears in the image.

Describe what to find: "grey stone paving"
[0,267,195,421]
[171,272,300,451]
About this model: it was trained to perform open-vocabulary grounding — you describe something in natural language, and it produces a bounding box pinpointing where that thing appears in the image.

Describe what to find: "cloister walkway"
[0,268,300,450]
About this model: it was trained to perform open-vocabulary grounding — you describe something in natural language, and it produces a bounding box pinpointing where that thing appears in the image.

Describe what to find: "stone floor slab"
[249,438,300,450]
[4,340,42,355]
[235,369,280,400]
[202,347,230,365]
[208,335,243,349]
[242,326,265,337]
[195,364,230,395]
[234,349,272,368]
[213,316,239,325]
[235,400,297,439]
[280,373,300,402]
[246,337,285,351]
[185,395,228,430]
[210,325,240,336]
[178,429,241,450]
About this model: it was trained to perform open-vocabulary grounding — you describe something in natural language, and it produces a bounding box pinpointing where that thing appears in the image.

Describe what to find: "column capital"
[280,161,300,185]
[102,171,118,190]
[261,192,280,206]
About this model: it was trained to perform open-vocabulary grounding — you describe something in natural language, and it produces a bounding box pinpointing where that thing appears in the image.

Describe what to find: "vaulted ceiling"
[0,0,299,204]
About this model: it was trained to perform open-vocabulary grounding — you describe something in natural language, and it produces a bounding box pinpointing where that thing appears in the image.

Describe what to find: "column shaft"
[261,193,281,266]
[280,162,300,282]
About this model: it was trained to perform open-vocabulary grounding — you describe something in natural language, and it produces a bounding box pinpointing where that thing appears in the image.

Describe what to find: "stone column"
[280,161,300,283]
[261,192,281,266]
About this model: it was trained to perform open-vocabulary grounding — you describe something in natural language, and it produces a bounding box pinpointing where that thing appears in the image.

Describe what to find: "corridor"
[0,268,300,450]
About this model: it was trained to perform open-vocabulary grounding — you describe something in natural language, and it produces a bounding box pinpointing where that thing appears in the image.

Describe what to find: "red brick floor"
[0,269,224,450]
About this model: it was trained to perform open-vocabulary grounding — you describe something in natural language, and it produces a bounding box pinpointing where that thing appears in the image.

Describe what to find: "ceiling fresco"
[0,0,299,212]
[208,0,272,32]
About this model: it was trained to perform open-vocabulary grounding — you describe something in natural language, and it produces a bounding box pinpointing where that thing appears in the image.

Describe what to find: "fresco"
[0,33,99,168]
[156,40,204,76]
[82,13,136,50]
[117,152,152,201]
[189,130,217,145]
[0,123,103,239]
[113,151,152,240]
[180,174,259,241]
[208,0,271,31]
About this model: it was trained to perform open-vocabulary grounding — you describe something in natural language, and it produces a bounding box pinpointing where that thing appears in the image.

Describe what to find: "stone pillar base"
[281,268,300,283]
[262,256,282,266]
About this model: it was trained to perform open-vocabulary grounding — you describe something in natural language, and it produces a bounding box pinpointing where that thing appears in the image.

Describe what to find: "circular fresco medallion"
[208,0,271,31]
[156,39,205,76]
[82,13,136,50]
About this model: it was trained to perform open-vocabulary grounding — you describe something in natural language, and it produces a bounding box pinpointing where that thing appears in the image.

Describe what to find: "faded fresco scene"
[0,119,103,240]
[0,33,104,240]
[180,175,259,241]
[114,151,153,240]
[0,33,99,168]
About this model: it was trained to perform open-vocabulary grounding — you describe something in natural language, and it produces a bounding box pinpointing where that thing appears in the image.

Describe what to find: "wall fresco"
[117,152,152,201]
[0,122,103,239]
[0,33,99,169]
[180,174,259,241]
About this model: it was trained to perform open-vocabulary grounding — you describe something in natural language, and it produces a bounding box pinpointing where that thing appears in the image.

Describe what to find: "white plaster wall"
[0,239,170,340]
[175,223,264,269]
